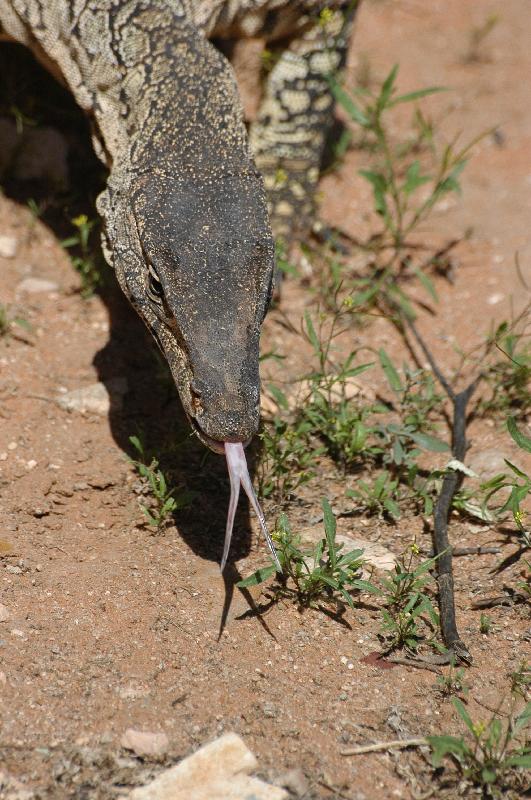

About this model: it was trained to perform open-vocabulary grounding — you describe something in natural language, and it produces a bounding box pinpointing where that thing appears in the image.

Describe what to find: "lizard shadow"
[92,279,259,570]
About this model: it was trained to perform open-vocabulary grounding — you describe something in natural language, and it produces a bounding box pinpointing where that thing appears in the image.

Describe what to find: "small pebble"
[0,235,18,258]
[120,728,169,758]
[17,277,59,294]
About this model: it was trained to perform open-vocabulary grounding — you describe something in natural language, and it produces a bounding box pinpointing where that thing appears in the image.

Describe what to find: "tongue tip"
[222,440,282,574]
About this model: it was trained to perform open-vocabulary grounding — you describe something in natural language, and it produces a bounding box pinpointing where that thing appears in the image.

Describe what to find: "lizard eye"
[147,264,164,303]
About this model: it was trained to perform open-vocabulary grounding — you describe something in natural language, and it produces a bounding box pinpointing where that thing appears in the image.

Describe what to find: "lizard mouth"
[190,417,251,454]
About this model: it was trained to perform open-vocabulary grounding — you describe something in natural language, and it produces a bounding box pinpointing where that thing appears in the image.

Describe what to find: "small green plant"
[463,13,500,64]
[517,560,531,606]
[0,304,10,337]
[509,660,530,701]
[237,499,375,611]
[299,309,375,469]
[61,214,105,297]
[258,414,321,502]
[327,65,483,317]
[482,318,531,420]
[0,303,31,340]
[128,435,194,531]
[331,65,454,248]
[478,417,531,548]
[436,659,470,700]
[428,698,531,798]
[480,613,493,635]
[348,472,401,520]
[375,543,439,652]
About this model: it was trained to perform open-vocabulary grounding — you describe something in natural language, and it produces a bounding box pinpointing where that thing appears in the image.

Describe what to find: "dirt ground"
[0,1,530,798]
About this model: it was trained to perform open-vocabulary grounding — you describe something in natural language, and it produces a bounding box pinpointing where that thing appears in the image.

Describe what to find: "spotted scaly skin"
[0,0,357,448]
[192,1,359,241]
[0,0,276,449]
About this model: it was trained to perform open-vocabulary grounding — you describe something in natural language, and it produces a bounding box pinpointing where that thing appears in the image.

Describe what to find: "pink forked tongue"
[222,442,281,573]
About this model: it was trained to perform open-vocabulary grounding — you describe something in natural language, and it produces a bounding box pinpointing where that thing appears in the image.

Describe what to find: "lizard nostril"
[190,380,202,398]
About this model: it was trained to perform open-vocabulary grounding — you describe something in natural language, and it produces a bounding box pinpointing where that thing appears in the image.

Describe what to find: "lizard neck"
[105,11,252,181]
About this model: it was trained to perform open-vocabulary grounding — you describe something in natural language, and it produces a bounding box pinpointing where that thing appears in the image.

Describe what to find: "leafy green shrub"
[428,699,531,798]
[237,499,375,611]
[375,544,440,652]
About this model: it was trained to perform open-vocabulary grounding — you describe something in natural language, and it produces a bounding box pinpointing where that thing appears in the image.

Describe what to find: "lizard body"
[0,0,357,449]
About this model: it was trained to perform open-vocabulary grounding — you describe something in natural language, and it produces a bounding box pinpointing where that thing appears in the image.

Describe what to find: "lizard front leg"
[249,2,359,246]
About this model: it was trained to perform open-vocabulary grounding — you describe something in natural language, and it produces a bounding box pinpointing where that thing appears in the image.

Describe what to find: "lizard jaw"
[190,417,251,454]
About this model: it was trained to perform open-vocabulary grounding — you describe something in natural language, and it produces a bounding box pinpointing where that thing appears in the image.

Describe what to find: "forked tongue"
[222,442,281,573]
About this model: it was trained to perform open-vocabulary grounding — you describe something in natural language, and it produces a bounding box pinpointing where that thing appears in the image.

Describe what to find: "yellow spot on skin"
[281,89,311,114]
[290,182,305,200]
[314,94,333,112]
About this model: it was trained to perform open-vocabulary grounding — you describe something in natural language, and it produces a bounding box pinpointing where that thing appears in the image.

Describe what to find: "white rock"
[57,378,128,416]
[467,449,509,480]
[17,277,59,294]
[0,604,9,622]
[120,729,169,758]
[0,235,18,259]
[300,526,396,573]
[0,768,34,800]
[261,376,375,416]
[276,768,309,798]
[118,732,288,800]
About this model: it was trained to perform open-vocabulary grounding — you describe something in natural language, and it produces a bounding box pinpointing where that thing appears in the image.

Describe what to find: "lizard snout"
[187,376,259,450]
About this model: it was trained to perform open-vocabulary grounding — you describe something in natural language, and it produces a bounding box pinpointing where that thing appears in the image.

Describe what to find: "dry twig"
[341,738,428,757]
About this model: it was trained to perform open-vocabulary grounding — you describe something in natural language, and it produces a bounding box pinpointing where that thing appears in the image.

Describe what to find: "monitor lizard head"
[103,167,275,453]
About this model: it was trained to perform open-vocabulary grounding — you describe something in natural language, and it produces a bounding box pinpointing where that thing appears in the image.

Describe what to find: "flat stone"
[120,729,169,758]
[0,235,18,259]
[0,604,10,623]
[118,732,288,800]
[467,448,510,480]
[57,378,128,416]
[276,768,309,797]
[300,525,396,573]
[0,768,34,800]
[17,277,59,294]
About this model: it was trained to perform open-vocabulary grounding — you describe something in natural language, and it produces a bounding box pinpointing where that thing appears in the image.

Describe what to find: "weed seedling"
[61,214,105,297]
[327,65,483,316]
[237,498,375,611]
[0,303,31,340]
[463,14,500,64]
[128,435,194,531]
[478,417,531,548]
[258,413,321,503]
[509,660,530,702]
[482,318,531,420]
[376,543,440,652]
[436,659,470,700]
[479,613,493,635]
[428,698,531,798]
[348,472,401,520]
